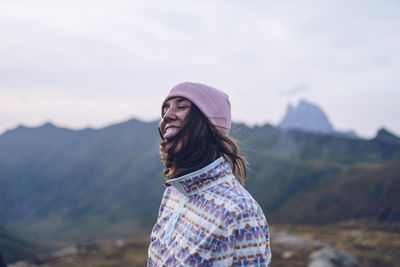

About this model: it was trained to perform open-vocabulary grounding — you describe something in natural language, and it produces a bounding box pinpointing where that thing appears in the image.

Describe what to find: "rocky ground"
[271,222,400,267]
[9,222,400,267]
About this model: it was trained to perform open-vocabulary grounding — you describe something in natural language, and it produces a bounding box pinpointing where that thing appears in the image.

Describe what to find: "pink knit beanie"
[162,82,231,135]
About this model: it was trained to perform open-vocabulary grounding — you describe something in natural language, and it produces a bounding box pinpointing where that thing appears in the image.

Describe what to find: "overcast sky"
[1,0,399,138]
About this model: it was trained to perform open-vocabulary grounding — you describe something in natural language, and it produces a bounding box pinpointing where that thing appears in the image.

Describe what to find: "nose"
[162,106,177,123]
[163,107,176,120]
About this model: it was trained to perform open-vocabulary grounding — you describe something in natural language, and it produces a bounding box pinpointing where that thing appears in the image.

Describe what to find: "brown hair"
[159,104,247,185]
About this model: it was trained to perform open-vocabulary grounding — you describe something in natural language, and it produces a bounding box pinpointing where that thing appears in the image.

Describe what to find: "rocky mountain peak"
[278,99,334,134]
[375,127,400,145]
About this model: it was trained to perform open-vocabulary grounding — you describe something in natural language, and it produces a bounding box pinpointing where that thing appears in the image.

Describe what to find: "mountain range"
[0,116,399,262]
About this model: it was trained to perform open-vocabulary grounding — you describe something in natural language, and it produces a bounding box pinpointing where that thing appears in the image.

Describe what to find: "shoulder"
[206,176,266,225]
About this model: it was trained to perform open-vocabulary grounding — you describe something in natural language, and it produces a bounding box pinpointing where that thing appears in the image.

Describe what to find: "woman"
[148,82,271,266]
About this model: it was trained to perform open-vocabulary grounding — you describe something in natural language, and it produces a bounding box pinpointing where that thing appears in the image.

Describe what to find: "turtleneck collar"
[166,157,233,196]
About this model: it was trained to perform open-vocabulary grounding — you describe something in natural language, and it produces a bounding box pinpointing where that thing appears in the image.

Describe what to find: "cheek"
[159,119,165,131]
[181,110,191,121]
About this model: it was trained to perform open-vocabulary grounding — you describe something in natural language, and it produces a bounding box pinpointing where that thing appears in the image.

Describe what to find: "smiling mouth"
[164,127,179,139]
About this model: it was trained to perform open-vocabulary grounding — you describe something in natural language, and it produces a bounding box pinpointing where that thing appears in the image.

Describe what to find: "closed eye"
[162,106,169,117]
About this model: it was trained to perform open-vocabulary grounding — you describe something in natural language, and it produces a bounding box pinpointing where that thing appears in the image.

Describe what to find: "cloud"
[0,0,399,137]
[281,84,310,95]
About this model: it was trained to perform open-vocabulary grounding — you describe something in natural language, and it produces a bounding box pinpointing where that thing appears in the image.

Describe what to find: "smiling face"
[159,97,192,140]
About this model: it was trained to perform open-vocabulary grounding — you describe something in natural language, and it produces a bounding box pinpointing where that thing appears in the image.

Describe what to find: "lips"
[163,126,179,139]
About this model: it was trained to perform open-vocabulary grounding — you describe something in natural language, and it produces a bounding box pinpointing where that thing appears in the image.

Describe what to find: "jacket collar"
[167,157,233,196]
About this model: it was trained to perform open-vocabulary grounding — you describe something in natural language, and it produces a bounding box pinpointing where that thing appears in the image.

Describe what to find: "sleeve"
[214,211,271,267]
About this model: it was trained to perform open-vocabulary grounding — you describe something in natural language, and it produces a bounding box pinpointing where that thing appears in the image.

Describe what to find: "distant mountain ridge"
[278,99,358,138]
[1,118,400,262]
[375,128,400,145]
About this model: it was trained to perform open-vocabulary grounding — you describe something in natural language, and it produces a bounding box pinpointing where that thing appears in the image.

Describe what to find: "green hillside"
[0,118,399,262]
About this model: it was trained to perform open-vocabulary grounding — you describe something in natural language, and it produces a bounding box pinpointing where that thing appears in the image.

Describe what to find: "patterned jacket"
[148,157,271,266]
